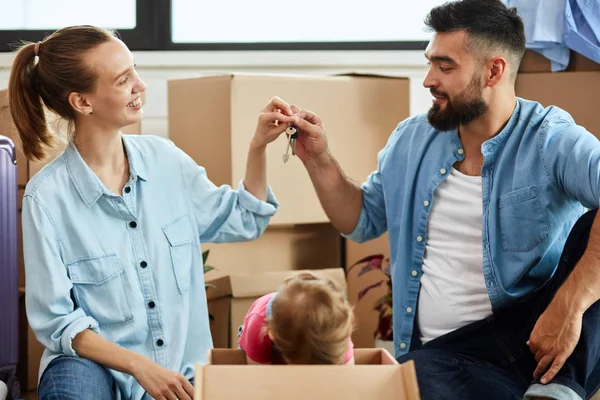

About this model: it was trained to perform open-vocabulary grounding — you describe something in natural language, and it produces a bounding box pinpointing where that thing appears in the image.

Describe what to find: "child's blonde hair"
[267,272,354,364]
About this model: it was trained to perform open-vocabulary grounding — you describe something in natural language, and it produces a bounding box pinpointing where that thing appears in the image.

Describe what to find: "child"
[238,272,355,365]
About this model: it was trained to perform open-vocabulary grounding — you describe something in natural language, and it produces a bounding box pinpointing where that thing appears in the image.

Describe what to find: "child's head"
[267,272,354,364]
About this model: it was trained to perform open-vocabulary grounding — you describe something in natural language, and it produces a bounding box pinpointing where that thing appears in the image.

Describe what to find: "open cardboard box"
[206,268,346,349]
[194,348,420,399]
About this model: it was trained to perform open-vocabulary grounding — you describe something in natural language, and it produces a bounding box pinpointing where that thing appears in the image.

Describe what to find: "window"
[0,0,135,30]
[172,0,446,47]
[0,0,155,52]
[0,1,445,51]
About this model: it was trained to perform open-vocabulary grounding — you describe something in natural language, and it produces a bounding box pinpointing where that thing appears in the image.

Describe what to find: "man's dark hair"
[424,0,526,81]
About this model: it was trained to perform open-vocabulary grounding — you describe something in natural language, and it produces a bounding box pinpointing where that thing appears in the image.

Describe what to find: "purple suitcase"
[0,135,21,400]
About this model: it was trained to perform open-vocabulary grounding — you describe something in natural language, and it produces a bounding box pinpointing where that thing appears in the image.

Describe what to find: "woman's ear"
[68,92,94,116]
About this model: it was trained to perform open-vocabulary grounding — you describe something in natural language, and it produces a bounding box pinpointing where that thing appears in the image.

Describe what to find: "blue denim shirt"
[22,135,279,400]
[346,98,599,359]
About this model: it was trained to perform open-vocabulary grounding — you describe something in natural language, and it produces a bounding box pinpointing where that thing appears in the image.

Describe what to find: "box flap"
[206,268,347,299]
[205,274,232,301]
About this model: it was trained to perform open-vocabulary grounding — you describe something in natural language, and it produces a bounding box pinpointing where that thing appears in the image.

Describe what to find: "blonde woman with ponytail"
[9,26,297,400]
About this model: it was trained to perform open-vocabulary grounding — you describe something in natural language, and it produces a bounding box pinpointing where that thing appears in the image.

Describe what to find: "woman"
[9,25,298,400]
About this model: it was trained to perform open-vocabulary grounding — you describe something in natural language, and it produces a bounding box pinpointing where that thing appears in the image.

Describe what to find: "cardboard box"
[515,71,600,138]
[206,268,346,348]
[167,73,410,225]
[345,234,391,349]
[17,288,45,392]
[194,348,420,400]
[518,50,600,73]
[518,50,553,73]
[202,223,341,275]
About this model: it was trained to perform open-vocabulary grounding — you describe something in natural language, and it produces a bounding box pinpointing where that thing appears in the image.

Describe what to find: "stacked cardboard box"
[167,73,409,349]
[517,50,600,137]
[0,88,145,391]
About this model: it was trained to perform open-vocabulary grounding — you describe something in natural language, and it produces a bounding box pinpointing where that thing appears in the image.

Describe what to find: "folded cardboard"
[167,73,410,225]
[194,348,420,400]
[206,268,346,349]
[515,71,600,138]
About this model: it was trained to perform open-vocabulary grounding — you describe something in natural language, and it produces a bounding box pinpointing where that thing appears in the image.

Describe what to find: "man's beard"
[427,74,489,131]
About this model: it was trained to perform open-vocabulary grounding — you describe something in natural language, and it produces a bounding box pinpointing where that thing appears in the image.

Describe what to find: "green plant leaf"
[203,265,215,274]
[202,249,210,265]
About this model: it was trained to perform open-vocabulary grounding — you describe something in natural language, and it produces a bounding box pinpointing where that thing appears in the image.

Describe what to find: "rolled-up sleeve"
[22,195,99,357]
[171,141,279,243]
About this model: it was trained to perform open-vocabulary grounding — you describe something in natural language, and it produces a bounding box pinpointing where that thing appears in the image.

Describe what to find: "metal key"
[282,131,293,163]
[286,124,299,156]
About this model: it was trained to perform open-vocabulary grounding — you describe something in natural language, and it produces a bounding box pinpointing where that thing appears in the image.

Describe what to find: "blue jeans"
[38,357,116,400]
[38,356,196,399]
[399,209,600,399]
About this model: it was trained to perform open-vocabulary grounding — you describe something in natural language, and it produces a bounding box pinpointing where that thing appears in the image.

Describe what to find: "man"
[287,0,600,398]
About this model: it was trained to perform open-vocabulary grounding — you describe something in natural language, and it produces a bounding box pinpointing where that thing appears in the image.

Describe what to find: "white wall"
[0,50,432,138]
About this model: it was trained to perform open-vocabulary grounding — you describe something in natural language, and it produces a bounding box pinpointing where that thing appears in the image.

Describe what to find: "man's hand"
[528,293,583,384]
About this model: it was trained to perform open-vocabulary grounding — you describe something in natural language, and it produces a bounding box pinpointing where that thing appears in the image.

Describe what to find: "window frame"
[0,1,430,52]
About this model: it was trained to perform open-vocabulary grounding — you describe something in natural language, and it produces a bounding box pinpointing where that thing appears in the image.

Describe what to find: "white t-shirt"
[418,167,493,344]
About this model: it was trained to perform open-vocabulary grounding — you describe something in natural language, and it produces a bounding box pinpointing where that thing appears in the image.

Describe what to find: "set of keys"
[282,123,299,163]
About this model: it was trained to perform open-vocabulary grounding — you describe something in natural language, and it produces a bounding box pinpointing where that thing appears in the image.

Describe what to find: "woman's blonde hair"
[267,272,354,364]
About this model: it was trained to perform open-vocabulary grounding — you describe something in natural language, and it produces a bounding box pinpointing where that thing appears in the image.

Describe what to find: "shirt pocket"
[498,185,549,252]
[162,215,195,294]
[67,254,133,326]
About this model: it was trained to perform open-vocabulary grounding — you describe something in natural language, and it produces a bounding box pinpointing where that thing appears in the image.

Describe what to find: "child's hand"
[251,96,299,149]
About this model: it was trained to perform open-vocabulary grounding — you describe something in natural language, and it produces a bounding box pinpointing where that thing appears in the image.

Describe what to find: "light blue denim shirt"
[346,98,599,399]
[22,134,279,400]
[503,0,600,70]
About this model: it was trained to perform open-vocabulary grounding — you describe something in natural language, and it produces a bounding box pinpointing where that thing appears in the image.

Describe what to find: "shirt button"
[148,301,156,309]
[129,221,137,228]
[124,186,131,194]
[416,236,423,242]
[458,149,464,155]
[406,307,413,313]
[156,339,164,347]
[411,270,418,277]
[440,168,447,175]
[400,343,407,349]
[140,261,147,268]
[423,200,430,207]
